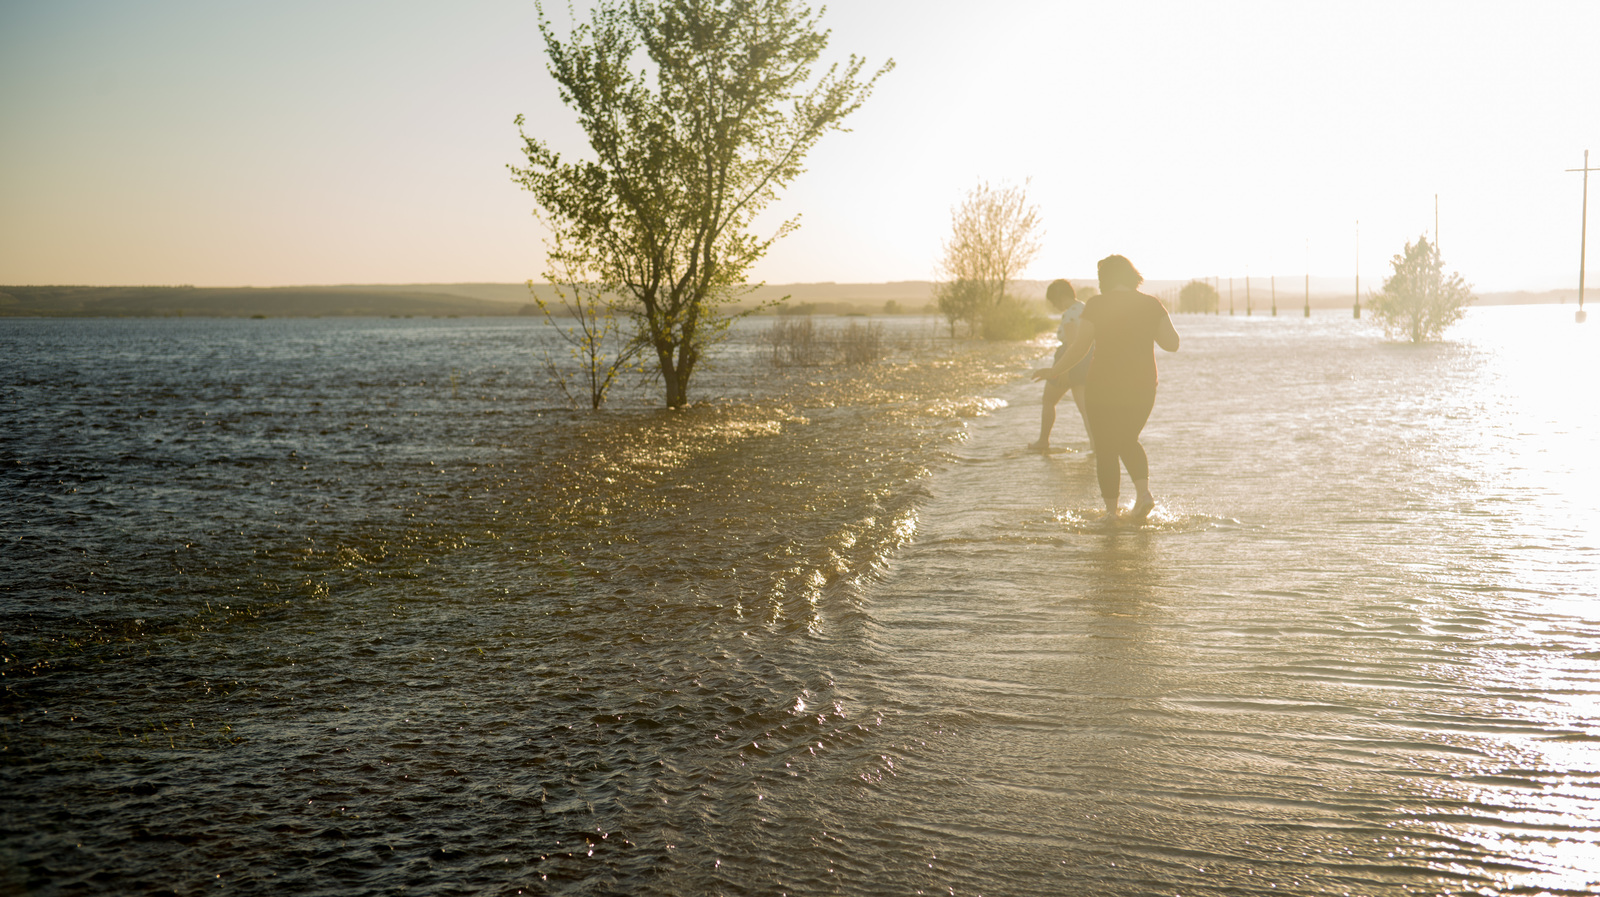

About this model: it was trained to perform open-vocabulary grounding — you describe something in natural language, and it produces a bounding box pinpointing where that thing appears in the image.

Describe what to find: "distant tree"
[1367,235,1474,342]
[933,278,985,338]
[512,0,892,407]
[1178,279,1219,314]
[935,180,1043,338]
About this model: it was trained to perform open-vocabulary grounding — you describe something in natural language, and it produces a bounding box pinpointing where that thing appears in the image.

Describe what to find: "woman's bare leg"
[1069,385,1093,452]
[1131,478,1155,519]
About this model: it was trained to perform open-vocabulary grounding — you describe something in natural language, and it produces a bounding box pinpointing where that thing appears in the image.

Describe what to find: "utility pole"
[1569,150,1595,324]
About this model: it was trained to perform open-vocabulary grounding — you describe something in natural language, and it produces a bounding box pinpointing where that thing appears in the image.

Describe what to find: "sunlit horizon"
[2,1,1596,292]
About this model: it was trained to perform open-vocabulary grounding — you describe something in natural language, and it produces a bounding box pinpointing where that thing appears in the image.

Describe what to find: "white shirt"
[1053,300,1085,362]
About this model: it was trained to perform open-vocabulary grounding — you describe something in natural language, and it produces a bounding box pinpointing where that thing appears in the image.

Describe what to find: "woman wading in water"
[1033,255,1179,520]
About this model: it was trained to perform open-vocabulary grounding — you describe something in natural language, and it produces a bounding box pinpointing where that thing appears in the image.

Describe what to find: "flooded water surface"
[3,308,1598,895]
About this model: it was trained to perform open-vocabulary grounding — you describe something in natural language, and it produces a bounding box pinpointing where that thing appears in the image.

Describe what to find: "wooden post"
[1353,220,1361,319]
[1304,239,1311,317]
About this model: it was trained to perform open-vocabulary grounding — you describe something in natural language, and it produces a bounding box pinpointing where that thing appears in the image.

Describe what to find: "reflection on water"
[2,308,1599,895]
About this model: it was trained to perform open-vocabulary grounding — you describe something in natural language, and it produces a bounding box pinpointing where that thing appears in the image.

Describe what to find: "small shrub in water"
[838,320,885,365]
[981,296,1050,341]
[764,317,886,366]
[765,316,827,366]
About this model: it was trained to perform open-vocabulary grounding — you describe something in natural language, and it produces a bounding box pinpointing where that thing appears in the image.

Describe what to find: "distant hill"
[0,282,951,318]
[326,280,950,312]
[0,285,527,318]
[1,281,1583,318]
[333,283,538,304]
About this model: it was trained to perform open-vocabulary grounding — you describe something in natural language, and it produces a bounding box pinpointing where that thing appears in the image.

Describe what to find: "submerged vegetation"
[762,316,888,367]
[979,295,1051,341]
[532,279,647,410]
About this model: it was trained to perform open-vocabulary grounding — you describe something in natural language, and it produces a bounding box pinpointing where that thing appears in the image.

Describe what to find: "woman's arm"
[1155,309,1179,352]
[1032,319,1096,381]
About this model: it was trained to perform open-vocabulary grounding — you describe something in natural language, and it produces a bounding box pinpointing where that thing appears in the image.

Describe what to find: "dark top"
[1081,289,1171,406]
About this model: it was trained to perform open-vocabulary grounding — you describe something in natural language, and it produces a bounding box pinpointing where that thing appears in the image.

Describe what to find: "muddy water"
[3,308,1598,895]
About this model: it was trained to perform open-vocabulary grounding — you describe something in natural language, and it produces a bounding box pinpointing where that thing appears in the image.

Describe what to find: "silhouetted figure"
[1033,255,1179,520]
[1029,279,1093,452]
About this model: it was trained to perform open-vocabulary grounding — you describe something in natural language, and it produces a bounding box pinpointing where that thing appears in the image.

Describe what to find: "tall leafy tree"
[513,0,892,408]
[1368,235,1474,342]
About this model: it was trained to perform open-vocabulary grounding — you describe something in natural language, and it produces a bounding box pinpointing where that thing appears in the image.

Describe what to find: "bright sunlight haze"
[1,0,1596,291]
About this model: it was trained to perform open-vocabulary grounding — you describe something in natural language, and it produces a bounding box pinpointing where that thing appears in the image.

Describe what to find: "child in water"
[1030,279,1093,453]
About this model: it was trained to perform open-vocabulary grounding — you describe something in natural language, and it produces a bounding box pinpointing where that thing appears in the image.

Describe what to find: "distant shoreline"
[0,281,1585,318]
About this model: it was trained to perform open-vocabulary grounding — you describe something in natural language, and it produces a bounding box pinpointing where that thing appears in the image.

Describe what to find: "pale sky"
[2,0,1596,291]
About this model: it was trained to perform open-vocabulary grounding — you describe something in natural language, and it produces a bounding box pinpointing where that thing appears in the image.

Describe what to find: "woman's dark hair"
[1097,255,1143,292]
[1044,279,1076,308]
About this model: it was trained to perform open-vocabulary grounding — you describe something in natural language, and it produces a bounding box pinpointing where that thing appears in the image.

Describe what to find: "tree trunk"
[658,348,688,408]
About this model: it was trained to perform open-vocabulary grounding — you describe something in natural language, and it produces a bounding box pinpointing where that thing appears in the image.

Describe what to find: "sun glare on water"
[1433,306,1600,889]
[1447,306,1600,592]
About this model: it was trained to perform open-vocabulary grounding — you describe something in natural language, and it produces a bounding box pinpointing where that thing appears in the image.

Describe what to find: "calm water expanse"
[3,307,1598,896]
